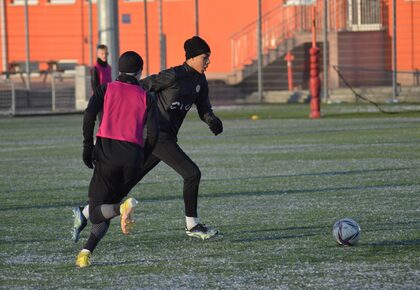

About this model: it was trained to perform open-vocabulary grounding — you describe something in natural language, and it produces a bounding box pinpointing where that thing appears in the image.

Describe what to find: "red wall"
[1,0,278,74]
[394,0,420,71]
[2,0,418,76]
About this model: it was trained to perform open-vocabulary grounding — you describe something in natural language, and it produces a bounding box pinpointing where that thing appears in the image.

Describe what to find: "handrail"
[230,0,384,72]
[230,3,284,39]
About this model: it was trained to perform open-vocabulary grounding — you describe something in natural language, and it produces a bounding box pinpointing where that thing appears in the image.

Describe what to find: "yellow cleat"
[120,197,138,235]
[75,250,91,268]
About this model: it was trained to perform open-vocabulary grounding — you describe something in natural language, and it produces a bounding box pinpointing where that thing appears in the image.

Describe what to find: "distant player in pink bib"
[91,44,113,91]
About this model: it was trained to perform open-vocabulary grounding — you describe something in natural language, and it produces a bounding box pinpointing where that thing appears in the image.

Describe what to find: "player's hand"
[209,117,223,136]
[83,145,95,169]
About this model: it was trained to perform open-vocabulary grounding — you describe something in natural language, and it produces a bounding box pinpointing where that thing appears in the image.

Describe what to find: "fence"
[1,0,419,106]
[0,79,15,115]
[227,0,420,103]
[0,72,78,115]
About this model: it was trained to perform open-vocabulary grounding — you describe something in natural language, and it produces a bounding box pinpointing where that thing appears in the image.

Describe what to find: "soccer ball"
[333,218,361,246]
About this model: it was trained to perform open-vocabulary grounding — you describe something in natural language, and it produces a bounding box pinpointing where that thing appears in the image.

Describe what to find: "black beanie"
[184,36,211,60]
[118,51,144,73]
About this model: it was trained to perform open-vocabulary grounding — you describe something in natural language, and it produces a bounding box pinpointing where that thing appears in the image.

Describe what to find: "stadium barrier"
[0,65,93,115]
[0,78,15,115]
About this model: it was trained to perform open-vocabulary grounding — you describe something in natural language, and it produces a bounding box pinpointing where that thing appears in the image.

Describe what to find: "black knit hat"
[118,51,144,73]
[184,36,211,60]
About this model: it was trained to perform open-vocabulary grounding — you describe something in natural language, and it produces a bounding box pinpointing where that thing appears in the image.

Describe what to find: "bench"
[47,60,77,73]
[3,61,49,83]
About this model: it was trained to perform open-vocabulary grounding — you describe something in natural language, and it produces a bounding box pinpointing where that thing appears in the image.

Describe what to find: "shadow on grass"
[136,167,414,188]
[223,125,420,139]
[230,225,325,243]
[0,167,413,199]
[1,181,416,212]
[366,239,420,247]
[202,182,417,200]
[201,167,412,183]
[0,238,53,245]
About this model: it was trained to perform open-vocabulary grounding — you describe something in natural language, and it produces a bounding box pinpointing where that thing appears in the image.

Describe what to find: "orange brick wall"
[1,0,418,76]
[1,0,278,74]
[393,0,420,72]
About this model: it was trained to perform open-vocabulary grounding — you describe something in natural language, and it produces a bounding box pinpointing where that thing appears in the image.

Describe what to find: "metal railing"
[230,0,384,71]
[51,72,76,112]
[0,78,15,115]
[0,72,78,115]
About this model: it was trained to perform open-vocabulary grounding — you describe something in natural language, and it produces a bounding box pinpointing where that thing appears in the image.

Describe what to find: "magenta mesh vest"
[97,81,147,146]
[94,62,112,85]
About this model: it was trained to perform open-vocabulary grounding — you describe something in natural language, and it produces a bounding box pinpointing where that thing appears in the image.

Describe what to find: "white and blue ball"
[333,218,361,246]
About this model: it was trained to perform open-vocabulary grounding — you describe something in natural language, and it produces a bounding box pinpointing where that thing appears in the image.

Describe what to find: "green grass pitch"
[0,104,419,289]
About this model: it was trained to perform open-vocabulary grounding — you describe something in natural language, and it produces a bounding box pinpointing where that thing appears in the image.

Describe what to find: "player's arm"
[140,68,176,92]
[143,92,159,160]
[194,78,223,136]
[90,67,100,91]
[82,84,106,168]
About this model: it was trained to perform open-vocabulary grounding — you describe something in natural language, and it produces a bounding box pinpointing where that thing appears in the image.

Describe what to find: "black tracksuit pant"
[136,140,201,217]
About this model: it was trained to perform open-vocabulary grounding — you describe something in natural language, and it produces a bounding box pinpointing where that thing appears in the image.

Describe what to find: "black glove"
[209,117,223,136]
[83,145,95,169]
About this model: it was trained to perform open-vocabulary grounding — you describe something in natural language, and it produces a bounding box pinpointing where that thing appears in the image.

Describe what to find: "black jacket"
[83,74,159,167]
[140,63,219,141]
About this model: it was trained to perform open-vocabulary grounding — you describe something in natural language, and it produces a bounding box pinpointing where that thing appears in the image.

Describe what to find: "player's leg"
[76,219,110,268]
[117,166,145,235]
[152,141,218,240]
[72,153,161,242]
[72,203,88,243]
[76,163,122,268]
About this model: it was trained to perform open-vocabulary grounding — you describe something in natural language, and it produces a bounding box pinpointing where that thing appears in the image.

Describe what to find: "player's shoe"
[75,250,91,268]
[186,223,218,240]
[120,198,138,235]
[72,206,87,243]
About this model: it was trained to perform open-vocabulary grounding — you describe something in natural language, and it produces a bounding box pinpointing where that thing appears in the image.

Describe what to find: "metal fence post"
[392,0,398,100]
[144,0,150,76]
[11,80,15,116]
[323,0,329,102]
[24,0,31,90]
[88,0,93,66]
[51,74,56,112]
[0,0,8,75]
[195,0,199,36]
[158,0,166,70]
[257,0,263,103]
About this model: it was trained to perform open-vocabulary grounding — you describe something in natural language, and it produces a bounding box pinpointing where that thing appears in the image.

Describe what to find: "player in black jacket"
[137,36,223,240]
[74,51,159,268]
[73,36,222,241]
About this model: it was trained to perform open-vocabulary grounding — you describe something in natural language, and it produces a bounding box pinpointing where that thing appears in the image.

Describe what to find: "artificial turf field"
[0,104,419,289]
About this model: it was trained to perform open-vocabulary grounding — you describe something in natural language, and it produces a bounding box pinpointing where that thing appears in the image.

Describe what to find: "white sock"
[81,249,91,254]
[82,205,89,219]
[186,216,200,230]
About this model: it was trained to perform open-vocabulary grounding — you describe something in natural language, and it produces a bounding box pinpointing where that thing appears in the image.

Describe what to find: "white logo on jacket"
[196,85,201,93]
[170,101,191,111]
